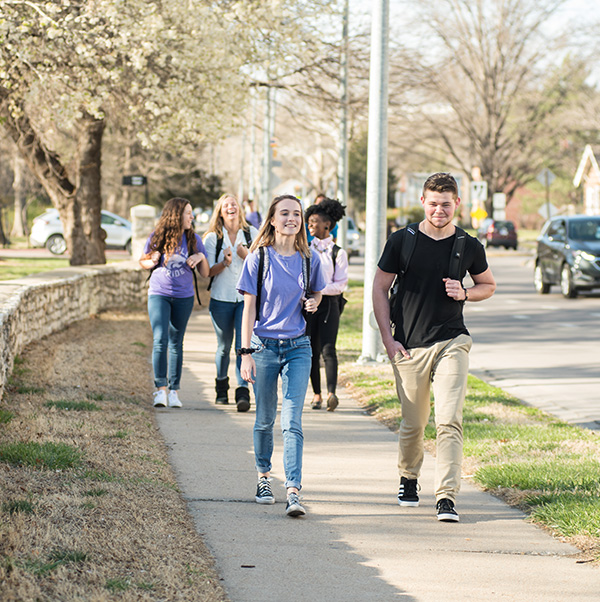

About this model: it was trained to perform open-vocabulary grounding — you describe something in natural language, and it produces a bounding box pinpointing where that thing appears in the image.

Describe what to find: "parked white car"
[30,209,132,255]
[345,217,361,257]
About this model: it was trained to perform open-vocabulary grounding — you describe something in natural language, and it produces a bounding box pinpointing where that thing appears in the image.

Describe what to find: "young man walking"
[372,173,496,521]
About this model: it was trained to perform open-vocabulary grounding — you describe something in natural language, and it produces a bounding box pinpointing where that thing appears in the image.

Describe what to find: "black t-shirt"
[378,226,488,350]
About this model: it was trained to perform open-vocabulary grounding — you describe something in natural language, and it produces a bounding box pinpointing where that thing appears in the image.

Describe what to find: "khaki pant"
[391,334,472,503]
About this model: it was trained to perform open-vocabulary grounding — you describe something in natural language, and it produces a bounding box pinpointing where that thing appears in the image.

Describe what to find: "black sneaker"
[436,498,459,522]
[285,492,306,517]
[255,477,275,505]
[397,477,419,507]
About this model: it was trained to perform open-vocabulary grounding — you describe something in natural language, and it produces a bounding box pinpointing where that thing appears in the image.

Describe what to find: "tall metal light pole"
[336,0,350,249]
[360,0,389,363]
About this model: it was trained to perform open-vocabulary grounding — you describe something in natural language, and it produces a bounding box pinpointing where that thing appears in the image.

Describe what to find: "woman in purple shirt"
[238,194,326,518]
[140,197,209,409]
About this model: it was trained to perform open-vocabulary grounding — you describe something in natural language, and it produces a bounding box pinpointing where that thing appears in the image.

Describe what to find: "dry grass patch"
[0,309,227,601]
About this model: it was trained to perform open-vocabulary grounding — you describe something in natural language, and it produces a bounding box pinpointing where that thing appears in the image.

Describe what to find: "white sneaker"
[153,389,167,407]
[168,390,182,408]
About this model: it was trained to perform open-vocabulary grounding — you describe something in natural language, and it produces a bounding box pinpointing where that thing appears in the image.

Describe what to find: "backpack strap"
[187,232,202,307]
[399,222,419,277]
[331,244,340,277]
[302,253,311,298]
[243,228,252,246]
[256,246,266,321]
[448,226,466,281]
[207,234,224,291]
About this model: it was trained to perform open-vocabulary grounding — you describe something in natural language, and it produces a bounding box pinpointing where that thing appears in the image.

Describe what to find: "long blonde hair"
[250,195,310,257]
[204,193,249,240]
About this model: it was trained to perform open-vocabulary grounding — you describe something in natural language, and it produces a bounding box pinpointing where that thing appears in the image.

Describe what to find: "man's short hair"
[422,173,458,199]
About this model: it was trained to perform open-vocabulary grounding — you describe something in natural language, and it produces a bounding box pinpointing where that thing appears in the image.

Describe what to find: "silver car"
[30,208,132,255]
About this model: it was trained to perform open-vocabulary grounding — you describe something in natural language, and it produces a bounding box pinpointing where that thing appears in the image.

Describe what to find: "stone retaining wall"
[0,262,147,400]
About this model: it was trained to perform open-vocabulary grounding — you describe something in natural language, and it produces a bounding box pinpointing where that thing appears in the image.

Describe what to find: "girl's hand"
[187,252,205,269]
[222,247,233,266]
[236,243,249,259]
[240,355,256,384]
[150,251,161,264]
[304,297,318,313]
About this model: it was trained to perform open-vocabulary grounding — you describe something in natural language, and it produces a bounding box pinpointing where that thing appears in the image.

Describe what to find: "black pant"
[306,295,341,396]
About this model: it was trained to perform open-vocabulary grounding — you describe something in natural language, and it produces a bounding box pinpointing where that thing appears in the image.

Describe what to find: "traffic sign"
[536,168,556,187]
[470,207,488,220]
[122,175,147,186]
[470,181,488,201]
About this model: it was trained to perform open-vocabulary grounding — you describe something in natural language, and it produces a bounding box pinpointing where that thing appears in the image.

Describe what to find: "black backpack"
[388,223,467,327]
[331,244,348,315]
[207,228,253,291]
[255,246,311,321]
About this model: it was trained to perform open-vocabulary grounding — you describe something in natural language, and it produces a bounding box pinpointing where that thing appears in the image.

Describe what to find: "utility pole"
[260,86,273,217]
[336,0,350,249]
[248,89,257,201]
[360,0,389,363]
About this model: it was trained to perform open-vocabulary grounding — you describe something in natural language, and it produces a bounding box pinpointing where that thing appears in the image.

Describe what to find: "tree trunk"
[73,112,106,265]
[0,89,107,265]
[10,150,27,237]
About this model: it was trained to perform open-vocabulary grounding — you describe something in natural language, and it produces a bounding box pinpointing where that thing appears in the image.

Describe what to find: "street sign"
[493,193,506,209]
[538,204,558,220]
[536,168,556,187]
[470,181,488,201]
[470,207,488,220]
[122,175,147,187]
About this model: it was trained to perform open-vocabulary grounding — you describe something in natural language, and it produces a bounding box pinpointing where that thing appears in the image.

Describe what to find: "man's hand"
[383,338,411,361]
[443,277,466,301]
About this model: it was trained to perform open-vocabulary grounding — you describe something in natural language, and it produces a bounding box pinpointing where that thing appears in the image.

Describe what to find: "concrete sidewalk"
[156,308,598,602]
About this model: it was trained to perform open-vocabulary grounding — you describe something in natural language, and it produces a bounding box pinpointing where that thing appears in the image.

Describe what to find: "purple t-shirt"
[144,233,206,298]
[237,247,326,339]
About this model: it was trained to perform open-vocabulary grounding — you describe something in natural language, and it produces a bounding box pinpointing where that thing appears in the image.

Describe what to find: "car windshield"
[494,221,514,230]
[568,219,600,242]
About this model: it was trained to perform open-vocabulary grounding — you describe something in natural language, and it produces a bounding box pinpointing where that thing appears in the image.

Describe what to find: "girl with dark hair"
[204,193,258,411]
[305,199,349,411]
[140,197,209,409]
[237,194,326,517]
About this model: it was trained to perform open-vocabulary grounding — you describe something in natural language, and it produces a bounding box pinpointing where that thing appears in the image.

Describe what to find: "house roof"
[573,144,600,187]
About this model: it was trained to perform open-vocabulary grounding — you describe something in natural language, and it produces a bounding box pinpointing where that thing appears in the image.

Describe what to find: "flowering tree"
[0,0,254,263]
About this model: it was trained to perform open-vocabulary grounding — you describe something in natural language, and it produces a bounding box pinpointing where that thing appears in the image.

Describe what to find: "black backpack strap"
[331,244,340,277]
[256,246,265,321]
[399,222,419,277]
[448,226,466,281]
[243,228,252,246]
[207,234,224,291]
[187,232,202,306]
[302,253,311,297]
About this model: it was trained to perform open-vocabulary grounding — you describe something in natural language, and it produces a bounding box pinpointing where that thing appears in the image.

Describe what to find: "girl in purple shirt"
[237,194,325,517]
[140,197,209,409]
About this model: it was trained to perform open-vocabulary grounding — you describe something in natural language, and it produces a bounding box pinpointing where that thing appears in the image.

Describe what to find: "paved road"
[466,250,600,429]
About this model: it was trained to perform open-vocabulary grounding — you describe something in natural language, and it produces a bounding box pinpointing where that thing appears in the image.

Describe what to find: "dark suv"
[477,219,518,249]
[534,215,600,298]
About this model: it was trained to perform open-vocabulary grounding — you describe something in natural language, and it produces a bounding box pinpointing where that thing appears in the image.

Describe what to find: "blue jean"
[209,298,246,386]
[147,295,194,390]
[252,334,312,490]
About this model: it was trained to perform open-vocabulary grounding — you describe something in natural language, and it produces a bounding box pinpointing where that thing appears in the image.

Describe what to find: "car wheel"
[534,264,551,294]
[560,264,577,298]
[125,239,132,255]
[45,234,67,255]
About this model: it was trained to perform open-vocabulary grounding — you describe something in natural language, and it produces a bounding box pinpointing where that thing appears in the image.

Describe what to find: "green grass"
[0,258,71,280]
[20,549,88,576]
[338,282,600,553]
[0,409,15,424]
[105,577,131,592]
[0,441,83,470]
[3,499,35,514]
[45,400,101,412]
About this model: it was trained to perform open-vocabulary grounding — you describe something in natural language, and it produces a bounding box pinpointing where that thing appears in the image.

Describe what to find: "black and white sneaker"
[255,477,275,505]
[397,477,420,507]
[285,492,306,517]
[436,498,459,522]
